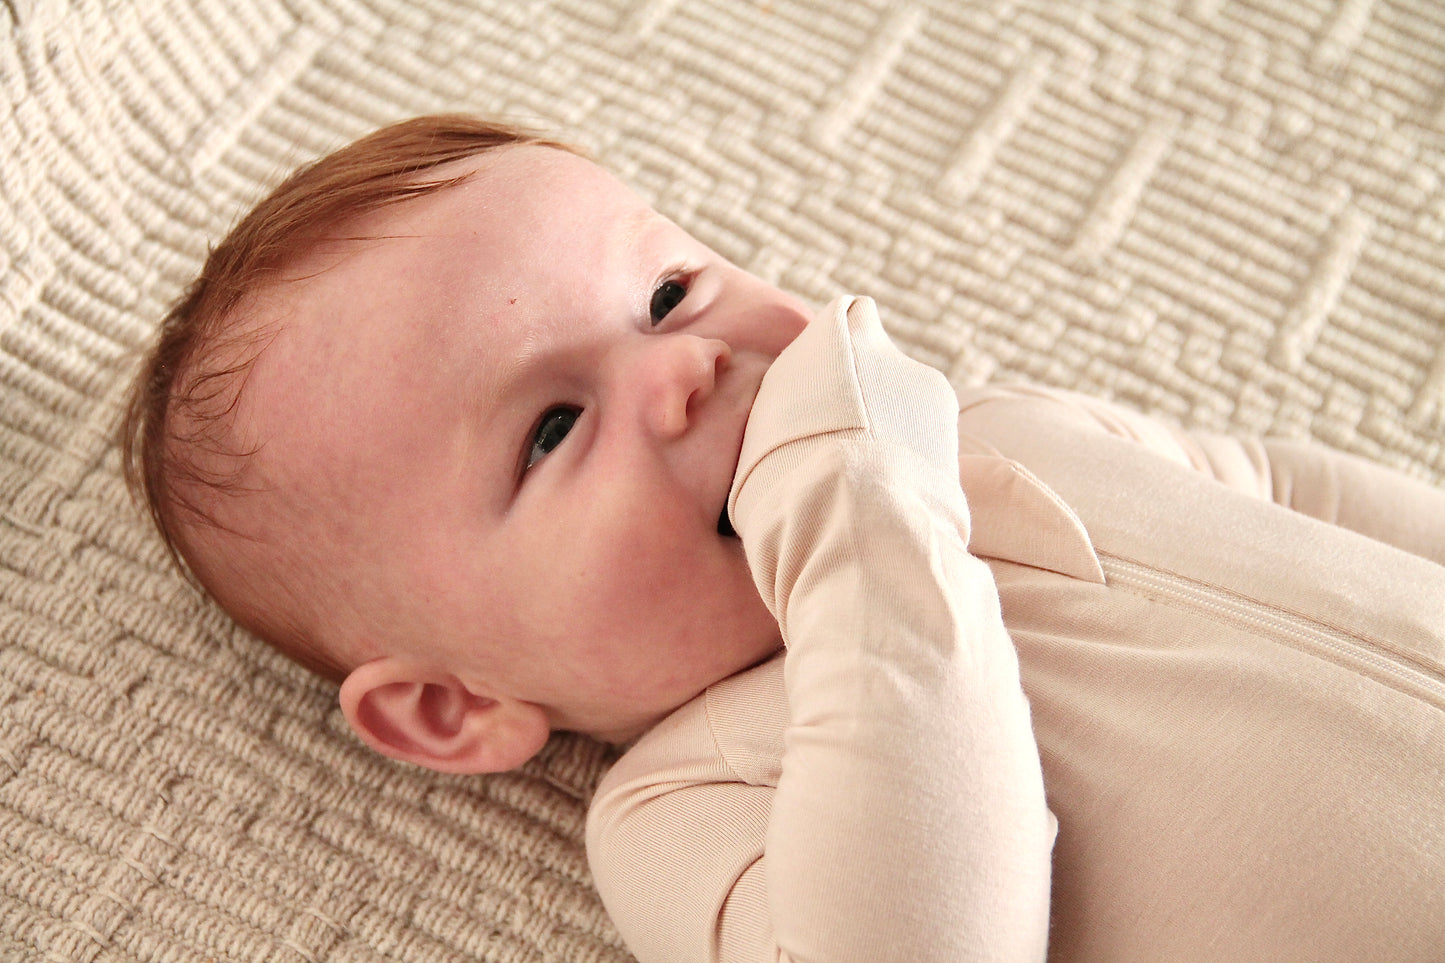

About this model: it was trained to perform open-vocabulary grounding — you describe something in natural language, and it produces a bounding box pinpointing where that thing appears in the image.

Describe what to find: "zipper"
[1099,553,1445,707]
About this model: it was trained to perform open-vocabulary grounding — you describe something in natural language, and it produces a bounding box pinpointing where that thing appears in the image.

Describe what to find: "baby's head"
[123,115,810,771]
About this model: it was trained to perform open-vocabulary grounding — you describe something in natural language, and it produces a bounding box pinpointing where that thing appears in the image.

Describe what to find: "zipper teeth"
[1100,554,1445,704]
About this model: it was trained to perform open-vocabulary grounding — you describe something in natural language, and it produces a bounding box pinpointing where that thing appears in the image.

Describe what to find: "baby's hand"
[727,295,965,621]
[732,297,958,505]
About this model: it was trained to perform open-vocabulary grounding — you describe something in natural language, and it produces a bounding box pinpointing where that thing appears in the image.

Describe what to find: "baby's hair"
[119,114,579,680]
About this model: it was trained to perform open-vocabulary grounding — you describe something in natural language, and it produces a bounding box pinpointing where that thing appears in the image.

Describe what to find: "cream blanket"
[3,1,1441,960]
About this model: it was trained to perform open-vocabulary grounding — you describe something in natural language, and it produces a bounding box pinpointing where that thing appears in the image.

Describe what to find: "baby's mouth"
[717,508,737,538]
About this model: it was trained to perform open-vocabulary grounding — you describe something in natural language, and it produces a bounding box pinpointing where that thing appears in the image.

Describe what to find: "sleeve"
[1233,438,1445,566]
[588,297,1055,963]
[731,298,1055,963]
[956,384,1445,566]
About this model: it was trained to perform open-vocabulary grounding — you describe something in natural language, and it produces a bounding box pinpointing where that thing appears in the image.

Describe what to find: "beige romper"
[588,297,1445,962]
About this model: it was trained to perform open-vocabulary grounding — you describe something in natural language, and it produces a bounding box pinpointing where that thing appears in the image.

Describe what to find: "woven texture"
[2,1,1442,960]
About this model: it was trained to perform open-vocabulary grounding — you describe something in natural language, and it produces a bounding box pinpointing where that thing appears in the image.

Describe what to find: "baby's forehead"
[383,144,650,233]
[230,143,683,470]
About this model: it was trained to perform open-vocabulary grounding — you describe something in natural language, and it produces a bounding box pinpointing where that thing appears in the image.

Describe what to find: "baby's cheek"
[595,495,693,557]
[569,508,685,595]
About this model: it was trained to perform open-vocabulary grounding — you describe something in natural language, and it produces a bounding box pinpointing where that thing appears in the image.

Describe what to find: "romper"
[588,296,1445,963]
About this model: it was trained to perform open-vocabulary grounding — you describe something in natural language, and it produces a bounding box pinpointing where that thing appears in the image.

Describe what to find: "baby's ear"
[339,658,550,774]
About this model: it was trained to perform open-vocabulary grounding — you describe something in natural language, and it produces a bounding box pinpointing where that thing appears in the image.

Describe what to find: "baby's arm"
[958,385,1445,566]
[1217,438,1445,565]
[730,298,1053,960]
[587,298,1053,962]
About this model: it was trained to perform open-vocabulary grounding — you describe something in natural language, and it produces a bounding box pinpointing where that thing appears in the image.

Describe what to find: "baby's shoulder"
[591,654,787,816]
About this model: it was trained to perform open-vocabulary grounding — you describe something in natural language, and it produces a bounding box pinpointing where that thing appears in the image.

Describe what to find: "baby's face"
[237,146,810,741]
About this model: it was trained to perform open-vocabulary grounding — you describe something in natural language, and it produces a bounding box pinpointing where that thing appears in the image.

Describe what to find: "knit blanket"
[3,1,1442,960]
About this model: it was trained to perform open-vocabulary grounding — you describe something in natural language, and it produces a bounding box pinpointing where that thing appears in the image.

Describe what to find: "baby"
[123,115,1445,962]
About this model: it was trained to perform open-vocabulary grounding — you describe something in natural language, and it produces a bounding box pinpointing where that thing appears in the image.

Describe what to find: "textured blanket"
[3,1,1442,960]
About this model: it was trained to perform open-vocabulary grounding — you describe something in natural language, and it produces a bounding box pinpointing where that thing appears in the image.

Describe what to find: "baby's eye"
[650,278,688,325]
[527,406,580,469]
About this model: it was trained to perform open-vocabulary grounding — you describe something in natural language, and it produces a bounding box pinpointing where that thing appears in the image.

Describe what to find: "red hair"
[119,114,578,680]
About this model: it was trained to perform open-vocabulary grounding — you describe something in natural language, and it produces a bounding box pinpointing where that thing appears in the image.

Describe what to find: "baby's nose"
[635,335,731,439]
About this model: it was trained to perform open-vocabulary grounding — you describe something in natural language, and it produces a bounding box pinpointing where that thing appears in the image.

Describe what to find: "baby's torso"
[973,387,1445,959]
[990,535,1445,960]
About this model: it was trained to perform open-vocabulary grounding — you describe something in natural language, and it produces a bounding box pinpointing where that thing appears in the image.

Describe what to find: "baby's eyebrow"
[467,357,534,510]
[475,346,532,442]
[618,203,659,255]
